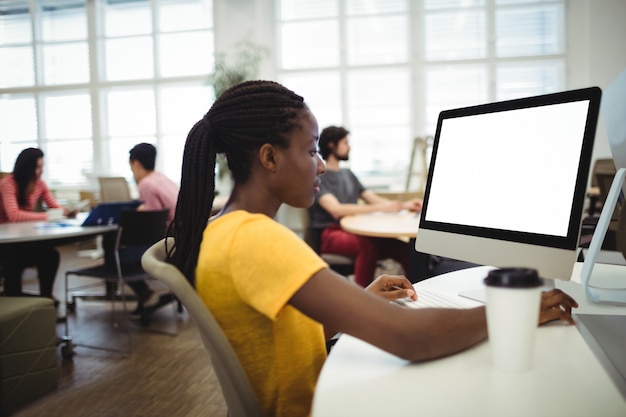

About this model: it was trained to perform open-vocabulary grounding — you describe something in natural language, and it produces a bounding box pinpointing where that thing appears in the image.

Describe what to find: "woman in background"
[0,147,72,300]
[170,80,578,417]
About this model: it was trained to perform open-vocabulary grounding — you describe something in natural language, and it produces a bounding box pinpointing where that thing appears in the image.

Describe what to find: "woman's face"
[274,110,326,208]
[35,157,44,180]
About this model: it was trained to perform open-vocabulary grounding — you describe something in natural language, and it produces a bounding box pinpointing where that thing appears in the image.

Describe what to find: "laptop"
[81,201,142,226]
[576,314,626,399]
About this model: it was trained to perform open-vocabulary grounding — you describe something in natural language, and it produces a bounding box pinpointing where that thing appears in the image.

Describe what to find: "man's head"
[319,126,350,161]
[129,143,156,181]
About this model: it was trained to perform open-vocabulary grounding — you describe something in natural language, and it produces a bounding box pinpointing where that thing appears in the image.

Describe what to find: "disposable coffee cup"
[47,208,64,221]
[484,267,543,372]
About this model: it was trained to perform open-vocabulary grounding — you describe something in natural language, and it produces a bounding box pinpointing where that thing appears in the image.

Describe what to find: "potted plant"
[208,40,269,192]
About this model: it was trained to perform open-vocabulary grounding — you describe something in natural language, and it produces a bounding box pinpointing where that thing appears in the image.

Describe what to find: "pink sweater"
[0,175,60,223]
[137,171,179,224]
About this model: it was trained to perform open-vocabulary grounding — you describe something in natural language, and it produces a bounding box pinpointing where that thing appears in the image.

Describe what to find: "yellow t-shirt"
[196,210,329,417]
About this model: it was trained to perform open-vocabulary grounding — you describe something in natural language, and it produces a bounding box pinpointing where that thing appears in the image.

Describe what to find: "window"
[277,0,411,190]
[423,0,566,133]
[276,0,566,191]
[0,0,213,192]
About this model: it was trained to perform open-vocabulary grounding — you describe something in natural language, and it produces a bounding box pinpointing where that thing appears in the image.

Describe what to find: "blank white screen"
[425,100,590,237]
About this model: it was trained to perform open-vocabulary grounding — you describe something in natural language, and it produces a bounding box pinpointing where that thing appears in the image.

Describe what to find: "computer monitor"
[580,68,626,305]
[415,87,602,283]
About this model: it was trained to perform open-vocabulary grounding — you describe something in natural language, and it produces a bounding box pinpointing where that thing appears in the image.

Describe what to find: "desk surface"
[339,211,420,239]
[312,264,626,417]
[0,214,117,245]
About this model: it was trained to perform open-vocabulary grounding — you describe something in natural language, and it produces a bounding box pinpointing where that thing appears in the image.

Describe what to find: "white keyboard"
[393,287,477,309]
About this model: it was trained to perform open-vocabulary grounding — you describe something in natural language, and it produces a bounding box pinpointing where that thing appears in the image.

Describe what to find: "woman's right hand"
[365,274,416,301]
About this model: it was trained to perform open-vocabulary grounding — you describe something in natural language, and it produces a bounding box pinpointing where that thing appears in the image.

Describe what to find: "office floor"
[9,242,228,417]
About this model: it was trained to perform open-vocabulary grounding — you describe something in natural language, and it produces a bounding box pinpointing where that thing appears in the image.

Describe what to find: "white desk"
[0,215,116,245]
[312,264,626,417]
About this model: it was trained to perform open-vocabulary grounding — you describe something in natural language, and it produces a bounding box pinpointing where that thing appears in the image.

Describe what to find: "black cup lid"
[483,267,543,288]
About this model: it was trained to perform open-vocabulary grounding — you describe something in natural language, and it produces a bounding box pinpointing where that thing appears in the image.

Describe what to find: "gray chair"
[98,176,132,202]
[63,209,174,357]
[141,238,262,417]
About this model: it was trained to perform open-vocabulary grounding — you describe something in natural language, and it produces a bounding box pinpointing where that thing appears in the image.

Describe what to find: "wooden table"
[339,211,427,282]
[339,211,420,240]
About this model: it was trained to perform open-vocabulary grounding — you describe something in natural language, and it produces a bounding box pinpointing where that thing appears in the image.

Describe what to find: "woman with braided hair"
[169,80,577,417]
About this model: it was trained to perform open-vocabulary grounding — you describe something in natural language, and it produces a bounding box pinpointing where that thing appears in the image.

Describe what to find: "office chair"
[299,209,355,276]
[98,176,132,202]
[62,209,175,358]
[141,238,263,417]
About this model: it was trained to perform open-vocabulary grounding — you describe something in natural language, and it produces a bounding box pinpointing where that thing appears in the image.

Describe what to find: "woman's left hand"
[539,288,578,325]
[402,198,423,212]
[365,274,416,301]
[64,208,79,218]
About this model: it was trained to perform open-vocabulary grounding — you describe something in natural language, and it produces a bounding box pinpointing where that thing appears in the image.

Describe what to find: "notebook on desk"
[81,201,142,226]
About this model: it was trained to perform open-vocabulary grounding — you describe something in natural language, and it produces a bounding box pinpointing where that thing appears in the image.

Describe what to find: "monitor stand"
[580,167,626,305]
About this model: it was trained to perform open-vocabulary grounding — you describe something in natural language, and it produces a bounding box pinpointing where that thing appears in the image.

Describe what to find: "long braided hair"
[12,148,44,207]
[169,80,307,283]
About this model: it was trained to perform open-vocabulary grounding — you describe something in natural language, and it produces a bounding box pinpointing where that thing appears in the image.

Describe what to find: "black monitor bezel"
[418,87,602,251]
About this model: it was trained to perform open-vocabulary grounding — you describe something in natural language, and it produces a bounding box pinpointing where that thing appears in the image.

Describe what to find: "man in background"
[308,126,422,287]
[129,143,179,225]
[122,143,179,318]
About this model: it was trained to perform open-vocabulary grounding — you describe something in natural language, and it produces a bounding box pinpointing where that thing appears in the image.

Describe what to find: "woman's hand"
[365,274,416,301]
[538,288,578,325]
[64,208,79,218]
[402,198,423,212]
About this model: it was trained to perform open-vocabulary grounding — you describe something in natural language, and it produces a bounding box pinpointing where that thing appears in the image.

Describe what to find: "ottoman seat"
[0,297,58,416]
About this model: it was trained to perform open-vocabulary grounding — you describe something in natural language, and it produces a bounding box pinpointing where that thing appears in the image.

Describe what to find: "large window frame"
[275,0,567,192]
[0,0,214,196]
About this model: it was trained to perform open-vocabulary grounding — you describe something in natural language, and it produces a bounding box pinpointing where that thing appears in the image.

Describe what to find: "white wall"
[214,0,277,79]
[569,0,626,160]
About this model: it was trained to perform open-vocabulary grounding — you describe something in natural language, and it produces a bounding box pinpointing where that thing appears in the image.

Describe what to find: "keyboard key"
[393,287,476,309]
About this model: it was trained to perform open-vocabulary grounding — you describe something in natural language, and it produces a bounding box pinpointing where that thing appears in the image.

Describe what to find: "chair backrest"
[98,176,132,202]
[300,208,323,254]
[105,209,169,269]
[298,208,355,275]
[141,239,262,417]
[117,209,169,247]
[590,158,617,188]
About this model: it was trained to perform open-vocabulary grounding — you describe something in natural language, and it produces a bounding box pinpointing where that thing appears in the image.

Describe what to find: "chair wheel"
[61,344,74,360]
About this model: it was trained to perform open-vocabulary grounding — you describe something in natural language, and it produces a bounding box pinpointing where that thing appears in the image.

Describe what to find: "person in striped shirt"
[0,148,72,302]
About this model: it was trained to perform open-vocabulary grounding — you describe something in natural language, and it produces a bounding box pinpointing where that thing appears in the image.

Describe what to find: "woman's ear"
[259,143,280,172]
